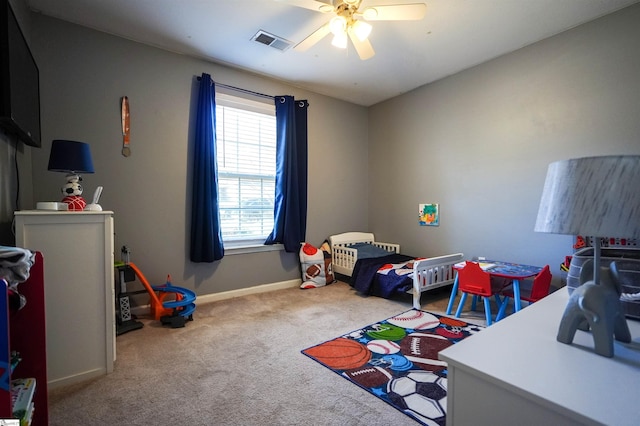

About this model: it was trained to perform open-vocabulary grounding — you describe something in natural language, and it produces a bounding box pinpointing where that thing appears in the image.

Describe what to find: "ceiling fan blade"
[275,0,334,13]
[294,22,331,52]
[348,29,375,60]
[361,3,427,21]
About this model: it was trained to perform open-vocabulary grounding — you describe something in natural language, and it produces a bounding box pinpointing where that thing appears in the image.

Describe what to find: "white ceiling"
[26,0,639,106]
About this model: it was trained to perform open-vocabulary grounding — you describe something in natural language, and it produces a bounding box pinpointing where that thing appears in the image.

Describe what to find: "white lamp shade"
[329,16,347,35]
[352,20,372,41]
[534,155,640,238]
[331,31,348,49]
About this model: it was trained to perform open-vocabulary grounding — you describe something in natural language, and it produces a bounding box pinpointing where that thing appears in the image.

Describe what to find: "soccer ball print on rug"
[302,309,484,426]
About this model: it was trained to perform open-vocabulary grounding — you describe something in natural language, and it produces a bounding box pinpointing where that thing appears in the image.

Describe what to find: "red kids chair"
[454,261,505,325]
[500,264,552,310]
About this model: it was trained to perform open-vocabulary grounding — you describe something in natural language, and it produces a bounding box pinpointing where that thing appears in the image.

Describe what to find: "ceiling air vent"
[251,30,293,52]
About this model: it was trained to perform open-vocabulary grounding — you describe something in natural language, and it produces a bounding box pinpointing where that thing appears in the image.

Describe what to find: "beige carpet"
[48,281,484,425]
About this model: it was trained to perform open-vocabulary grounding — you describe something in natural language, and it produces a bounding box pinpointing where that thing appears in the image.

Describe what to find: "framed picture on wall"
[419,203,439,226]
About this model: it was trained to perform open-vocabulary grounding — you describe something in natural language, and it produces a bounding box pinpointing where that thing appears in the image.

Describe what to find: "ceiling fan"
[278,0,427,60]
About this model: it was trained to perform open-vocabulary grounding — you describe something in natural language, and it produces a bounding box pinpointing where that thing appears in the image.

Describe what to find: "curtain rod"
[197,76,274,100]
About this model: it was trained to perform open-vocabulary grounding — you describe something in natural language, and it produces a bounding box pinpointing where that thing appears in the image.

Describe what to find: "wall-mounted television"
[0,0,41,148]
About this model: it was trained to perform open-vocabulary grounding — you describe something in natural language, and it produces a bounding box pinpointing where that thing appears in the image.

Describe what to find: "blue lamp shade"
[47,140,95,174]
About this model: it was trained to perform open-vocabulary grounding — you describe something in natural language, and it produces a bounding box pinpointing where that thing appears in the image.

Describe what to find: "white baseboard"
[48,367,109,390]
[130,278,301,316]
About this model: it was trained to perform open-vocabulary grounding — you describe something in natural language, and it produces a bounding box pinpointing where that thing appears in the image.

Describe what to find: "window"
[215,93,276,247]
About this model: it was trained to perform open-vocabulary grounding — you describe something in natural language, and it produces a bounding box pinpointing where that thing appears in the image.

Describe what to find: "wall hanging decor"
[419,203,439,226]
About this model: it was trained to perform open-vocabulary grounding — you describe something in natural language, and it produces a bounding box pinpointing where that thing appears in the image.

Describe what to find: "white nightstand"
[14,210,115,389]
[439,288,640,426]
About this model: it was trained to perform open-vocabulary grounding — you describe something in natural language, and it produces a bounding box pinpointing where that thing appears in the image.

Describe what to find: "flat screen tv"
[0,0,41,147]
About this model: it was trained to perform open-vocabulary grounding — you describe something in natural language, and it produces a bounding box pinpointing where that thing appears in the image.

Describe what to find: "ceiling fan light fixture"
[331,31,348,49]
[362,7,378,20]
[351,20,372,41]
[286,0,428,60]
[329,16,347,35]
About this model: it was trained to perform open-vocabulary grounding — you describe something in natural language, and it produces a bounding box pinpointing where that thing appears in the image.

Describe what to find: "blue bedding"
[348,242,395,259]
[350,253,417,298]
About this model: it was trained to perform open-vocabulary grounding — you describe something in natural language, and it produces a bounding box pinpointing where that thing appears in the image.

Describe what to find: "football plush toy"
[61,174,86,211]
[299,241,335,289]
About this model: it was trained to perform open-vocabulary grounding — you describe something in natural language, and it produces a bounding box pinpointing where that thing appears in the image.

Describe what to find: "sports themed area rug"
[301,309,484,426]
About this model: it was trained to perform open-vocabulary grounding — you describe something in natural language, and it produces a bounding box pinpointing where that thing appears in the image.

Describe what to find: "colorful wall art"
[419,203,439,226]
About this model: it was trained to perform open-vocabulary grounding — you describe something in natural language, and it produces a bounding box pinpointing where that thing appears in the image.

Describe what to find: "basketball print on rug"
[302,309,483,426]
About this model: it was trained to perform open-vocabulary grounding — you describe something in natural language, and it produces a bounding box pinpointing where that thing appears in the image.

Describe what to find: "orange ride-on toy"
[126,262,196,328]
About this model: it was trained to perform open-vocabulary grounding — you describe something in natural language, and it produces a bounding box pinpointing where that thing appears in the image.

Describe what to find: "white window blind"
[215,93,276,245]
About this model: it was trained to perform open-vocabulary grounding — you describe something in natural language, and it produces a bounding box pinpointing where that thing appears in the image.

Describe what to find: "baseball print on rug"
[301,309,484,426]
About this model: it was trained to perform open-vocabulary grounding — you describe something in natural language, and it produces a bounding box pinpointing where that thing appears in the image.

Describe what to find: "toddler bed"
[329,232,463,309]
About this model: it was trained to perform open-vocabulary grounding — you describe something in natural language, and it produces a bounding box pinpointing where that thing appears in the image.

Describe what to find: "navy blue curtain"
[190,73,224,262]
[265,96,309,252]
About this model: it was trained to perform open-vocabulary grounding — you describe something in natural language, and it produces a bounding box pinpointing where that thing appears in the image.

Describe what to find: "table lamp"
[534,155,640,357]
[47,139,95,211]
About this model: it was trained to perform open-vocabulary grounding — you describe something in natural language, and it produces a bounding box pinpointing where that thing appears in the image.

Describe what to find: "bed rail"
[412,253,464,309]
[331,245,358,276]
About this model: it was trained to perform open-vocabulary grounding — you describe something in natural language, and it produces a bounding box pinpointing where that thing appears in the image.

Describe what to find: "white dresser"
[14,210,115,389]
[439,288,640,426]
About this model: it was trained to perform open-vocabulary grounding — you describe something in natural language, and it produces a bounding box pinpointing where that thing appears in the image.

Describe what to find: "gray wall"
[22,4,640,296]
[28,14,369,294]
[368,4,640,283]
